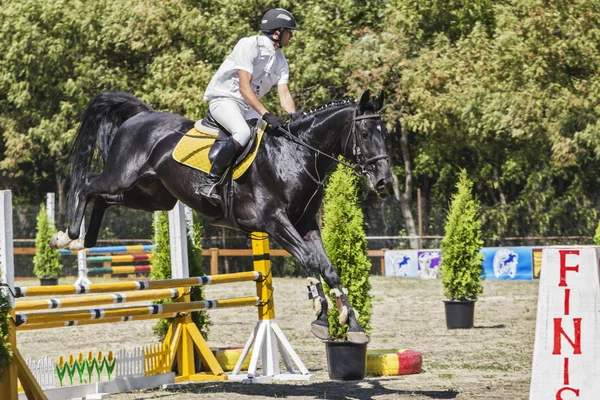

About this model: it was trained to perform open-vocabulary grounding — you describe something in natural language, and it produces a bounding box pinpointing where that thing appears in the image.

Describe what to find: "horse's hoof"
[347,331,370,344]
[68,238,85,251]
[50,231,71,249]
[311,322,332,341]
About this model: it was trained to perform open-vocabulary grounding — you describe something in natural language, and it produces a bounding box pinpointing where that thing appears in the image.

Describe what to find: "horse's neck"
[297,108,353,166]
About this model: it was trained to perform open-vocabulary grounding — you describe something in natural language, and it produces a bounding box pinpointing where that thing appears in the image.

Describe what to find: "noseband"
[342,112,389,176]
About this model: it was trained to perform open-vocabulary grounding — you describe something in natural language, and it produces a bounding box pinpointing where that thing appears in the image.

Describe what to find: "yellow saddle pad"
[172,124,266,180]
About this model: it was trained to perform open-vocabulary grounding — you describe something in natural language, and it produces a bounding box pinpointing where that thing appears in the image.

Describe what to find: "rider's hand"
[262,112,283,128]
[289,110,303,122]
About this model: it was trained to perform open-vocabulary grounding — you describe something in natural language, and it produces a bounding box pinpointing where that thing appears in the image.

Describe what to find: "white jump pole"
[168,201,189,279]
[45,193,55,225]
[0,190,15,307]
[530,247,600,398]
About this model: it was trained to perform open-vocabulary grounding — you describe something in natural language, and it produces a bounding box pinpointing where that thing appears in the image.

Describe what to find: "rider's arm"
[277,84,296,113]
[238,70,269,116]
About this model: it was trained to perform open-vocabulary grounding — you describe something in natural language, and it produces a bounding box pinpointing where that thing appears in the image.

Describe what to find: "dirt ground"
[16,276,538,399]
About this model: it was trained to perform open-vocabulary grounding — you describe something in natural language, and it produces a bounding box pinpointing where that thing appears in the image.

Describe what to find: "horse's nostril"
[376,179,388,191]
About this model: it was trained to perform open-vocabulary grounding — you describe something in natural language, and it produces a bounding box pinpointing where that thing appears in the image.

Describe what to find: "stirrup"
[200,182,222,205]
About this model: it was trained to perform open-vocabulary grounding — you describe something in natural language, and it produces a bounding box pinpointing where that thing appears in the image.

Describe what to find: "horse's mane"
[289,96,382,131]
[289,99,356,129]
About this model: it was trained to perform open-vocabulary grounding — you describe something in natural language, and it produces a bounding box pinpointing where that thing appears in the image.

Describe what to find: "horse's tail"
[66,91,152,220]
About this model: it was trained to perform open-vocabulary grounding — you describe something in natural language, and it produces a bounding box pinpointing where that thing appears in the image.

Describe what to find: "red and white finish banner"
[530,248,600,399]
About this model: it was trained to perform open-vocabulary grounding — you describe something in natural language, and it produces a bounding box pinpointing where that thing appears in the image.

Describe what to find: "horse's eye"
[361,132,369,139]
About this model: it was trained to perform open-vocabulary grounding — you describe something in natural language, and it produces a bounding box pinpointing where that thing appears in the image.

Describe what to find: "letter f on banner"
[558,250,579,287]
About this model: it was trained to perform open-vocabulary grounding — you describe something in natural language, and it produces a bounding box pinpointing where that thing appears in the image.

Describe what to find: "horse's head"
[343,90,392,193]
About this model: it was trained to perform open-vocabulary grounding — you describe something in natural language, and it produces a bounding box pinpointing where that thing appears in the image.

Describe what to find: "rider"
[200,8,300,205]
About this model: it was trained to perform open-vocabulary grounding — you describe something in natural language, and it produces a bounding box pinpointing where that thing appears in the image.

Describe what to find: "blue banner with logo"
[384,250,442,279]
[480,247,533,280]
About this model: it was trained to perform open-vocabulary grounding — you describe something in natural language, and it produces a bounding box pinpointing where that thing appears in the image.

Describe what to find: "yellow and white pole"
[229,232,314,382]
[14,271,261,297]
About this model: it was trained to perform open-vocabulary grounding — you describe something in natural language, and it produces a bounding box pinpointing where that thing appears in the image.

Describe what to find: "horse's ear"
[358,90,371,113]
[374,90,384,111]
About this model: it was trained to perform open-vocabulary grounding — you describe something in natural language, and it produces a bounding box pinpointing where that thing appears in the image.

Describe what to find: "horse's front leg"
[302,229,368,344]
[267,218,367,343]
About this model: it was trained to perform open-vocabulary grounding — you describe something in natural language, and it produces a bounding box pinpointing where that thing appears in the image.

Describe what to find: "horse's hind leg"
[53,167,144,249]
[84,194,123,248]
[84,185,177,248]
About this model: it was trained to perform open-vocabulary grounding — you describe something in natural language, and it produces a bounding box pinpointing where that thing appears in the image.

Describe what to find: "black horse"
[51,90,392,343]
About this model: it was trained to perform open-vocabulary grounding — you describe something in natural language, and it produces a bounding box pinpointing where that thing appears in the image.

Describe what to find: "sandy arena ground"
[16,276,538,399]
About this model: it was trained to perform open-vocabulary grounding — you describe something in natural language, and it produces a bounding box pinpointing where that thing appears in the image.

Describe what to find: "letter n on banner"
[530,248,600,399]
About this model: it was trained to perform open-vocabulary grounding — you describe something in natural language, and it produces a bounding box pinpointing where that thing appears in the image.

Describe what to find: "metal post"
[417,188,423,249]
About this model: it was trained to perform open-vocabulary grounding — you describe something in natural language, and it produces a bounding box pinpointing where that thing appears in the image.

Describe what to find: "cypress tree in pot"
[33,204,63,285]
[440,170,484,329]
[322,163,372,380]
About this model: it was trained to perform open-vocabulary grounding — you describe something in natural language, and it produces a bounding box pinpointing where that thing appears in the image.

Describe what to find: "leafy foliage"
[32,204,62,279]
[0,270,12,379]
[593,219,600,246]
[2,0,600,244]
[150,211,210,339]
[440,170,484,301]
[322,163,372,340]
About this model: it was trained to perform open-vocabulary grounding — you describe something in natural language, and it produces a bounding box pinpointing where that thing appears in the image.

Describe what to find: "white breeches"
[209,99,259,147]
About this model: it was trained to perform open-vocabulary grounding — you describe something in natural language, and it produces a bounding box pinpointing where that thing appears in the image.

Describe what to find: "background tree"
[1,0,600,246]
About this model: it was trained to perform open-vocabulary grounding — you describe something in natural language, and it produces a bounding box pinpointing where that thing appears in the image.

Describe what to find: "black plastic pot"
[39,277,58,286]
[325,340,368,380]
[443,300,475,329]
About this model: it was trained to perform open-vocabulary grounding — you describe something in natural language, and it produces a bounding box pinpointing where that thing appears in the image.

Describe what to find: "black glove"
[262,112,283,128]
[289,110,303,122]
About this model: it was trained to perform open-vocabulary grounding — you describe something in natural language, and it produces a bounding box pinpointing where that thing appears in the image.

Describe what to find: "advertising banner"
[480,247,533,280]
[384,250,441,279]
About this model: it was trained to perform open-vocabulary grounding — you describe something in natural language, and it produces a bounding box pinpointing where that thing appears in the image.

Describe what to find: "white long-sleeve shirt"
[204,35,290,105]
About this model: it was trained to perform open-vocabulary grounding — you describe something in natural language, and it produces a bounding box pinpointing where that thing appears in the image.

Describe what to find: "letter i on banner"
[530,247,600,399]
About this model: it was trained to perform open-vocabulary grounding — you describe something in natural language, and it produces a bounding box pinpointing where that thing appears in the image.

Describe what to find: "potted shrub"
[440,169,484,329]
[322,163,372,380]
[33,204,63,285]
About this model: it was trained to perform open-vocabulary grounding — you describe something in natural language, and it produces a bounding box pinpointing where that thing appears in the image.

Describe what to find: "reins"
[276,111,387,225]
[276,112,385,177]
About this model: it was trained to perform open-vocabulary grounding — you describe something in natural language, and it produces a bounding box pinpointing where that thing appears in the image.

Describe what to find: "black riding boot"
[200,137,242,205]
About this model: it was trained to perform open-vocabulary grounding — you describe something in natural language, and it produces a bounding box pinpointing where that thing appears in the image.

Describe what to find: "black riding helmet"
[260,8,300,47]
[261,8,300,31]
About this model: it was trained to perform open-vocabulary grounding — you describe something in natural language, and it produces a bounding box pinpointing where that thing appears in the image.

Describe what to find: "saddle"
[172,112,266,179]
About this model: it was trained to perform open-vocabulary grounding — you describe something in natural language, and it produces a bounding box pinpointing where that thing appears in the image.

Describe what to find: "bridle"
[277,109,388,176]
[341,112,389,175]
[277,108,389,225]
